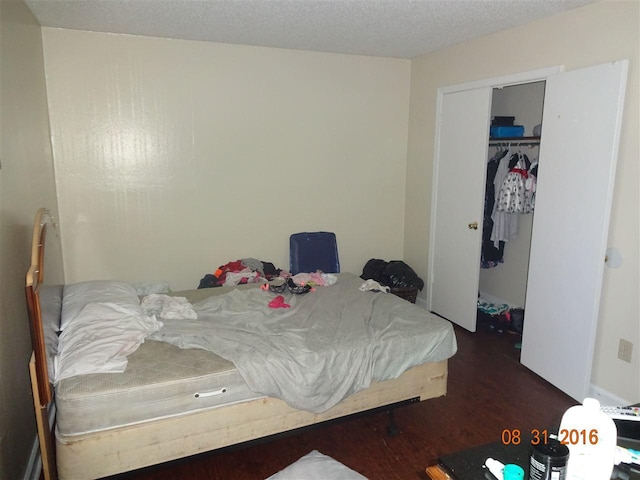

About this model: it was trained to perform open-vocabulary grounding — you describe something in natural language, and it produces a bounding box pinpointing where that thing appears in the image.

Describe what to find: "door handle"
[468,222,478,230]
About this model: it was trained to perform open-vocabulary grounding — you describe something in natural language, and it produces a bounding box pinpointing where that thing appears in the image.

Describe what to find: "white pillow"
[61,280,141,331]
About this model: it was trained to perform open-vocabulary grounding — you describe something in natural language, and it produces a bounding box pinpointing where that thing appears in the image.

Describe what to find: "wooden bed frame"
[26,208,449,480]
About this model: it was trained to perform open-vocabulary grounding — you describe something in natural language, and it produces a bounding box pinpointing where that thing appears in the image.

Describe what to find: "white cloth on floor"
[266,450,368,480]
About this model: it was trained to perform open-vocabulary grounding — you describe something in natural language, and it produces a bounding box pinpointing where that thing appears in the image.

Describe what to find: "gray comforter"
[150,273,456,413]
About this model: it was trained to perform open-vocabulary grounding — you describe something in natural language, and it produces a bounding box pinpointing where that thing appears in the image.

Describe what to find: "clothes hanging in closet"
[497,152,533,214]
[482,148,539,269]
[490,151,519,248]
[481,148,508,268]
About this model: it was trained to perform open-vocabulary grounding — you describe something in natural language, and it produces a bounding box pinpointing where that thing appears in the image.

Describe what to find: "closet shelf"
[489,136,541,146]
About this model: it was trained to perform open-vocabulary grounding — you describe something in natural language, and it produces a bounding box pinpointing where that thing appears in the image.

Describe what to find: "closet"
[478,82,545,318]
[428,61,628,401]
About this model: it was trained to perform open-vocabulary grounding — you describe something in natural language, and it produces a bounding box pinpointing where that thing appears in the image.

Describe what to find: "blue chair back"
[289,232,340,275]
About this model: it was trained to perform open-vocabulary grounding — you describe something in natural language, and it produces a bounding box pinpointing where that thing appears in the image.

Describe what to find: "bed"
[26,208,457,480]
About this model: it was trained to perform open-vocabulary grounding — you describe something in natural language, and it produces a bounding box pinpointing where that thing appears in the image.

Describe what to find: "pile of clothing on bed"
[197,258,341,290]
[198,258,284,288]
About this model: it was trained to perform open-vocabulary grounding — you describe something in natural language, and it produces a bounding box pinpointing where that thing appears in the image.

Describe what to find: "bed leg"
[386,408,400,437]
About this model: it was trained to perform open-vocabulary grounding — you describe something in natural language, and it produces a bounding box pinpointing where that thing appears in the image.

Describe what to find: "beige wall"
[0,1,62,478]
[406,0,639,402]
[41,29,411,291]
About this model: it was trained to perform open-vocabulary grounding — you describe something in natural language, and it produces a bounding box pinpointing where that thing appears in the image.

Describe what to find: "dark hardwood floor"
[114,326,576,480]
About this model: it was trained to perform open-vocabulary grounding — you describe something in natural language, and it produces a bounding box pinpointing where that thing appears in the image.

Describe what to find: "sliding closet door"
[429,87,492,332]
[521,61,628,401]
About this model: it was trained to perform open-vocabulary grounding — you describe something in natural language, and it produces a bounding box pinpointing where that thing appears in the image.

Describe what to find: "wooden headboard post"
[25,208,58,480]
[25,208,52,405]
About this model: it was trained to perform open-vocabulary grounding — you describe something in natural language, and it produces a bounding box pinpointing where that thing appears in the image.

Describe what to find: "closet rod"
[488,136,541,147]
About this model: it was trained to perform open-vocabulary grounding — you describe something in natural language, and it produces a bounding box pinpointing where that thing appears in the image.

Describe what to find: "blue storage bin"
[290,232,340,275]
[490,125,525,138]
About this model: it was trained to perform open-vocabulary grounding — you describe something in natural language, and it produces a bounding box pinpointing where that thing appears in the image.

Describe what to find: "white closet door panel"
[430,87,492,332]
[521,61,628,401]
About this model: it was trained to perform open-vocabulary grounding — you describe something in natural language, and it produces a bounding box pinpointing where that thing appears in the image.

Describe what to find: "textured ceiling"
[25,0,598,59]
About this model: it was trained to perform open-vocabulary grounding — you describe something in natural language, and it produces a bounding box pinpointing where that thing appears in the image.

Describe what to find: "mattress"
[56,285,262,437]
[55,339,261,437]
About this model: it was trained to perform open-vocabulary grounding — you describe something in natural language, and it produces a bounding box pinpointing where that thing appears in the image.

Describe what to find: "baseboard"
[415,295,427,309]
[588,383,631,406]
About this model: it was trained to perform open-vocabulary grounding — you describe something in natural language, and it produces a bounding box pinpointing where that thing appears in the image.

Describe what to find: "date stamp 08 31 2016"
[501,428,600,446]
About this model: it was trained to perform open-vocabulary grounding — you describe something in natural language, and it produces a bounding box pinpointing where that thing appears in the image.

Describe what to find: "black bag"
[379,261,424,291]
[361,259,388,282]
[509,308,525,334]
[477,310,510,334]
[361,258,424,291]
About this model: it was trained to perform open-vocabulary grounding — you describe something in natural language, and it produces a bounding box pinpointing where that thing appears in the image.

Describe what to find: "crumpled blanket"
[150,273,456,413]
[141,294,197,320]
[133,280,170,296]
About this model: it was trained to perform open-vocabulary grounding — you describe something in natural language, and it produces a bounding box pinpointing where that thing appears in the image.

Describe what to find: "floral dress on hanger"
[497,153,534,214]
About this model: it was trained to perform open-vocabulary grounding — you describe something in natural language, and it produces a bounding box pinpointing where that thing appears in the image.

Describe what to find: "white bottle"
[558,398,617,480]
